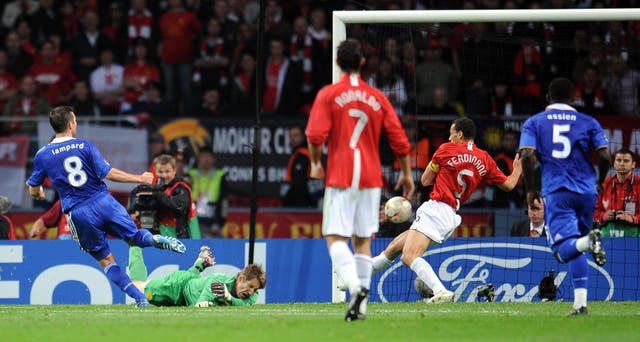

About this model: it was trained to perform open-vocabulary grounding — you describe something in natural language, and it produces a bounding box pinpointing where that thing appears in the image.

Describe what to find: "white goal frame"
[329,8,640,303]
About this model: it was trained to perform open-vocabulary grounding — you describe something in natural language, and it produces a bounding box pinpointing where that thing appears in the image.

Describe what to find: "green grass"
[1,302,639,341]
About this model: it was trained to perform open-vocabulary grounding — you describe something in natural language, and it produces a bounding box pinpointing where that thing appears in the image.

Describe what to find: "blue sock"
[104,263,146,303]
[132,229,154,247]
[555,238,581,263]
[568,253,589,289]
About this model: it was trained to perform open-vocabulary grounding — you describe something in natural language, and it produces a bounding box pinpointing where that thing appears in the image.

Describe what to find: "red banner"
[596,115,640,156]
[0,135,29,166]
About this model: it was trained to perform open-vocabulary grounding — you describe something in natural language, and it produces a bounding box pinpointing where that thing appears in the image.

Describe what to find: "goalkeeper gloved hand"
[195,301,213,308]
[210,282,232,304]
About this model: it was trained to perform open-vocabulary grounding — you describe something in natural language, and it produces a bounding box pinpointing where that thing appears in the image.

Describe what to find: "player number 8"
[64,156,88,187]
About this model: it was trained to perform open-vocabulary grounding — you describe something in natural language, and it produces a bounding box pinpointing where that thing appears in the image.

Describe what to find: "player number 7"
[348,109,368,149]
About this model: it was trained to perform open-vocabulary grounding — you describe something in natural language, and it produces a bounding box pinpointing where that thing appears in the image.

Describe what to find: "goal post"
[330,8,640,303]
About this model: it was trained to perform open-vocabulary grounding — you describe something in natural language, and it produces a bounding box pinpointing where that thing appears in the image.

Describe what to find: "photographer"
[132,154,200,239]
[594,148,640,237]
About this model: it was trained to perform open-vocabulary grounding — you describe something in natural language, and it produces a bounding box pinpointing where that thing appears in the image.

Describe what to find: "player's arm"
[105,168,154,184]
[421,161,438,186]
[395,154,415,198]
[497,153,522,192]
[519,147,537,199]
[307,143,324,179]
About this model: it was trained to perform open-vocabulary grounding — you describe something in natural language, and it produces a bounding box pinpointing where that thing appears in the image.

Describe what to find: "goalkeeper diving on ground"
[128,246,266,307]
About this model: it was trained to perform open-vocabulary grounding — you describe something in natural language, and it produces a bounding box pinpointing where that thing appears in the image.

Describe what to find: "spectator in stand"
[367,58,408,116]
[399,41,416,112]
[382,37,402,73]
[70,10,114,82]
[573,65,607,116]
[101,2,129,64]
[187,148,229,238]
[510,191,547,237]
[415,39,457,114]
[0,195,16,240]
[159,0,201,115]
[490,82,513,117]
[127,0,153,48]
[128,81,171,118]
[603,54,640,116]
[0,50,18,114]
[229,52,256,116]
[48,34,72,69]
[28,0,64,45]
[29,199,72,239]
[1,0,39,30]
[29,40,76,106]
[281,124,315,208]
[289,16,315,109]
[5,31,34,79]
[308,7,331,93]
[59,0,79,39]
[512,38,544,115]
[70,80,100,117]
[15,18,37,58]
[423,86,459,115]
[573,36,608,81]
[264,0,291,43]
[232,22,257,63]
[199,88,227,117]
[194,17,232,97]
[210,0,240,43]
[1,75,50,135]
[90,49,124,115]
[122,38,160,111]
[594,148,640,237]
[262,38,302,116]
[494,129,524,209]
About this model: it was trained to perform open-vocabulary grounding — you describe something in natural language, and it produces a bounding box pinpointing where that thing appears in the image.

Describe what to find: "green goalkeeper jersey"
[183,273,259,307]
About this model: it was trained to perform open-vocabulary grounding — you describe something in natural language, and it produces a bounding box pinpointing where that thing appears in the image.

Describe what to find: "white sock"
[410,257,446,293]
[354,254,372,315]
[371,252,393,275]
[576,236,589,252]
[329,241,360,294]
[354,254,372,290]
[574,288,587,309]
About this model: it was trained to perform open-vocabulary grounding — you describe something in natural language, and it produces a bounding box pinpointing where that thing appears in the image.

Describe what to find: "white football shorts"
[322,187,381,238]
[410,200,461,244]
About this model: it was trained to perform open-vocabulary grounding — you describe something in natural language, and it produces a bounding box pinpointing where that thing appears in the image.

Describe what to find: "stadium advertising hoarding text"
[0,238,636,305]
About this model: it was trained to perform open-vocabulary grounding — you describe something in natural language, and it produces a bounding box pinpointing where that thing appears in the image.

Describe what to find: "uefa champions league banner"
[0,238,637,304]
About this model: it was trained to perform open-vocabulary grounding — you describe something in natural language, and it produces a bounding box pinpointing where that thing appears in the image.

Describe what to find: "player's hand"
[309,162,325,179]
[140,172,154,185]
[195,301,213,307]
[211,282,232,302]
[29,225,44,239]
[395,173,415,199]
[512,153,522,174]
[615,211,633,223]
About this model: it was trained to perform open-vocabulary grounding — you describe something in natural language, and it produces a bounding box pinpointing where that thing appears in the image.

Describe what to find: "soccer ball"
[414,278,434,299]
[384,196,412,224]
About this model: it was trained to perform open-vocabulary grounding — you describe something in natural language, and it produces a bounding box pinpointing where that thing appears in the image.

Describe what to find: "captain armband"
[428,161,440,173]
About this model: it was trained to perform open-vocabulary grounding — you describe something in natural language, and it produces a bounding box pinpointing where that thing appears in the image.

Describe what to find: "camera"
[131,179,165,229]
[476,283,495,302]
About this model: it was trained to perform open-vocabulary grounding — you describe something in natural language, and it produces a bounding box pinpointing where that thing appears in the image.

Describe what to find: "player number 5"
[552,124,571,159]
[64,156,88,187]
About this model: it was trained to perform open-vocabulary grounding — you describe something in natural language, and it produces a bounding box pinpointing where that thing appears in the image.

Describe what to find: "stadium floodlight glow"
[332,8,640,82]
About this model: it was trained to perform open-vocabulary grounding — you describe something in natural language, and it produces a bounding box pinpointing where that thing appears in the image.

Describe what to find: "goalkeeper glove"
[195,301,213,307]
[211,282,232,304]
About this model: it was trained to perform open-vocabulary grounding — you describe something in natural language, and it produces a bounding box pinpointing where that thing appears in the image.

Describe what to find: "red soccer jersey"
[306,74,410,188]
[429,141,507,210]
[159,11,201,64]
[29,62,76,105]
[123,62,160,103]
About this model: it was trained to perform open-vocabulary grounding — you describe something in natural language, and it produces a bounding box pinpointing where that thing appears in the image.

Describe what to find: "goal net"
[332,8,640,303]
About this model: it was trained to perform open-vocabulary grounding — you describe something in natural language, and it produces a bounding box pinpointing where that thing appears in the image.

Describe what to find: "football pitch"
[1,302,639,341]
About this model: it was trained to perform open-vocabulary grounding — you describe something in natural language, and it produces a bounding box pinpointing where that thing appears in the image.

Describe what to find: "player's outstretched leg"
[588,229,606,266]
[567,306,588,316]
[345,286,369,322]
[152,235,186,253]
[193,245,215,272]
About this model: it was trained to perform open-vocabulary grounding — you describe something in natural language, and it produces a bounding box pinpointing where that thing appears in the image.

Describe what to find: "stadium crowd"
[0,0,639,214]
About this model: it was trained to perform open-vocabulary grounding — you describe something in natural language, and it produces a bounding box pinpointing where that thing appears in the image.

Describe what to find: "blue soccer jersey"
[519,103,609,196]
[27,137,112,213]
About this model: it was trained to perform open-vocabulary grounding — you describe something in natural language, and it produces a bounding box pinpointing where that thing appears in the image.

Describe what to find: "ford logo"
[375,241,614,303]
